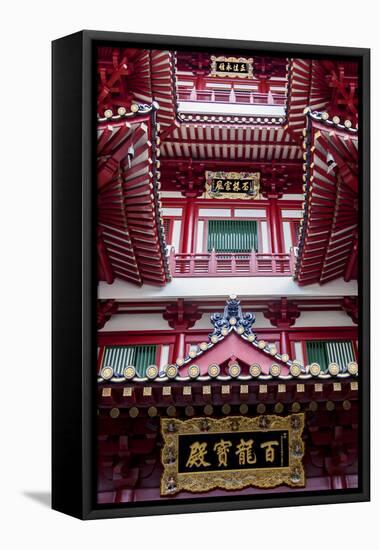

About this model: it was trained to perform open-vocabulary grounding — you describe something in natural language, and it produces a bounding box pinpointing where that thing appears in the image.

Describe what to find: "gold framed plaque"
[205,171,260,200]
[210,55,253,78]
[160,414,305,496]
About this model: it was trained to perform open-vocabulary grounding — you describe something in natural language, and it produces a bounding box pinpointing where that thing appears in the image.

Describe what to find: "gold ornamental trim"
[160,414,305,496]
[210,56,253,78]
[205,171,260,200]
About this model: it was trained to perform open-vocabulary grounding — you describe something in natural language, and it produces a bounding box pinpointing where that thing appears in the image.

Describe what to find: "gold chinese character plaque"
[160,414,305,496]
[210,56,253,78]
[205,171,260,200]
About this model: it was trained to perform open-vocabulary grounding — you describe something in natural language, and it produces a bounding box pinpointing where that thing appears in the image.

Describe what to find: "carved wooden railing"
[169,249,292,277]
[176,87,286,106]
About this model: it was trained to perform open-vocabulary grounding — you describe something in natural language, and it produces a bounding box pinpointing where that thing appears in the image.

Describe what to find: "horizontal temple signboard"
[210,55,253,78]
[161,415,305,495]
[205,171,260,199]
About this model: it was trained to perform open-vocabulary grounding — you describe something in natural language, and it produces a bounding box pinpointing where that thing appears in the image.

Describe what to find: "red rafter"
[295,114,358,286]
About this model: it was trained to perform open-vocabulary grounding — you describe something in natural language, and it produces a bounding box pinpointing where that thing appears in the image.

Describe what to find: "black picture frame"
[52,30,370,520]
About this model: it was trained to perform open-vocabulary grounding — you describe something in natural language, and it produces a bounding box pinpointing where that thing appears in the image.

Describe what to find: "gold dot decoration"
[166,406,177,417]
[189,349,198,358]
[274,402,284,414]
[188,365,200,379]
[326,401,335,411]
[270,364,281,377]
[258,340,266,349]
[309,363,321,377]
[239,404,249,415]
[130,103,139,113]
[347,361,358,375]
[257,403,266,414]
[321,111,329,120]
[199,342,208,351]
[110,407,120,419]
[222,404,231,415]
[229,317,237,326]
[117,106,127,116]
[129,407,139,418]
[308,401,318,412]
[101,366,114,380]
[292,402,301,413]
[237,325,245,335]
[104,109,113,118]
[249,363,261,377]
[343,400,351,411]
[185,405,195,417]
[344,119,352,128]
[176,358,185,367]
[228,363,241,378]
[332,115,341,124]
[166,365,178,379]
[123,366,136,380]
[290,363,302,377]
[281,354,289,363]
[204,404,214,416]
[208,364,220,377]
[328,363,340,376]
[148,406,158,418]
[221,327,229,336]
[269,346,278,356]
[146,365,158,379]
[247,334,255,342]
[210,335,219,344]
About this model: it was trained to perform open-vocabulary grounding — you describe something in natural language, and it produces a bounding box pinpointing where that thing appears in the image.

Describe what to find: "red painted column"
[264,299,300,355]
[163,300,202,364]
[181,198,196,253]
[195,71,207,91]
[258,78,269,93]
[344,231,358,281]
[172,332,186,362]
[280,330,291,356]
[268,197,284,253]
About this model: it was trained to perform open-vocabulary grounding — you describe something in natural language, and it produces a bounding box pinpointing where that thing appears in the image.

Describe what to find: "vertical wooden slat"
[102,345,157,376]
[307,340,355,371]
[207,220,258,253]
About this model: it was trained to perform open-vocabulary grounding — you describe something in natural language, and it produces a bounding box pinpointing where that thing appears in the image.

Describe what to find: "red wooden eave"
[97,108,170,286]
[294,112,358,285]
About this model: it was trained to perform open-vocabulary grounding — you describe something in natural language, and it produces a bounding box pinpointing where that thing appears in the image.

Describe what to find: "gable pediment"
[182,331,290,375]
[176,296,296,377]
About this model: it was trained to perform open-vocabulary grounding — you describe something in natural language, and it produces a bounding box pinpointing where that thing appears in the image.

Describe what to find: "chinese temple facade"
[96,48,359,504]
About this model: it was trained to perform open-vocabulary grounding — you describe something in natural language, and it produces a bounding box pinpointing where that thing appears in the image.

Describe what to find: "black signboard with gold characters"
[205,171,260,200]
[161,414,305,496]
[210,56,253,78]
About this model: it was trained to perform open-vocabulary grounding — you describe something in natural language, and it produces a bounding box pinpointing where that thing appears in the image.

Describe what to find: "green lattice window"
[102,345,157,377]
[207,220,258,253]
[306,340,354,372]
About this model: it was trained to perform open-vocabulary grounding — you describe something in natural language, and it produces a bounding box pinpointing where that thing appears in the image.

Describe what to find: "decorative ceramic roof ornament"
[209,294,256,338]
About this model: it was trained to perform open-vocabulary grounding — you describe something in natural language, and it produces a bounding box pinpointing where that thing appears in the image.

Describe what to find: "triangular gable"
[182,331,290,375]
[175,296,297,377]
